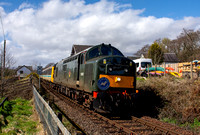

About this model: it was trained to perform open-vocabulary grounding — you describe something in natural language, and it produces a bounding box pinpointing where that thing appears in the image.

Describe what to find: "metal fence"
[33,86,71,135]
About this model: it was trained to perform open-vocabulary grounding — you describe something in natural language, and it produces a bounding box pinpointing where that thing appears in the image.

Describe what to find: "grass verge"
[0,98,39,134]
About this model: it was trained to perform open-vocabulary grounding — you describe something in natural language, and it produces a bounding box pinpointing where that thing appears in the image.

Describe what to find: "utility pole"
[1,40,5,97]
[3,40,6,77]
[0,12,5,97]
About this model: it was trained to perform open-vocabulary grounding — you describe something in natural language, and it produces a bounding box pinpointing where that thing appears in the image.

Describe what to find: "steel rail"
[131,116,179,135]
[87,109,137,135]
[40,79,183,135]
[41,79,137,135]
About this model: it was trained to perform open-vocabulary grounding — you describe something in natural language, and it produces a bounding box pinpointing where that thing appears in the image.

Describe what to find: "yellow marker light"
[136,90,139,93]
[115,77,121,82]
[103,59,106,64]
[130,62,132,66]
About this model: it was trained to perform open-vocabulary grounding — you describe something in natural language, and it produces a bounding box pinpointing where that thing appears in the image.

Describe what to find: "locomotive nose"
[97,77,110,90]
[99,74,134,89]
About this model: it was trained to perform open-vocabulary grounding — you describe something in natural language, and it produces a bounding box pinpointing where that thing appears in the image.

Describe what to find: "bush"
[26,72,39,79]
[137,76,200,126]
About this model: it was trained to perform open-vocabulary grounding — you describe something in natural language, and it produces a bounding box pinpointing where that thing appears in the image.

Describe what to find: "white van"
[133,56,152,74]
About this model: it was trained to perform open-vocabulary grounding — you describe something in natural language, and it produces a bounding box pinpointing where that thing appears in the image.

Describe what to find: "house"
[159,53,179,72]
[71,45,93,56]
[164,53,179,64]
[16,65,33,78]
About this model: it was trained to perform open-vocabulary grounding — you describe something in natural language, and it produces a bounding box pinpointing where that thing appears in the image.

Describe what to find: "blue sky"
[1,0,200,19]
[0,0,200,67]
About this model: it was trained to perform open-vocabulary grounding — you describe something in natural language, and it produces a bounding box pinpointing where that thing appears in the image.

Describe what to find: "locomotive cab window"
[86,45,124,61]
[101,45,111,56]
[113,48,123,56]
[87,47,100,60]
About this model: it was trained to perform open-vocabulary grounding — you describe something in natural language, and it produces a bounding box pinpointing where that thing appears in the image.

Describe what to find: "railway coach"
[40,64,54,82]
[45,43,137,114]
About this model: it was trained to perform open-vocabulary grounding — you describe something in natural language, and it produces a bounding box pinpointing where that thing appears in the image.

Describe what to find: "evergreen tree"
[148,42,164,65]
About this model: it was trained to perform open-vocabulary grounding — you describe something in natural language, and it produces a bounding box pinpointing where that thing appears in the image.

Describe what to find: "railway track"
[38,78,193,135]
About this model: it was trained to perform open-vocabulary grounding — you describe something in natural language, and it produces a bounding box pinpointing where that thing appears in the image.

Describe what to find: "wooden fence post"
[147,64,150,78]
[164,62,166,77]
[191,62,193,79]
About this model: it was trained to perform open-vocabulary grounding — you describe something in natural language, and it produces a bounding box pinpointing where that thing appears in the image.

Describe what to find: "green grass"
[180,118,200,130]
[162,117,200,132]
[136,76,146,81]
[0,98,38,134]
[161,117,177,125]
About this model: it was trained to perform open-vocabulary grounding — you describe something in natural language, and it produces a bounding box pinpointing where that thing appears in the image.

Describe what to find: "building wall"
[17,67,32,77]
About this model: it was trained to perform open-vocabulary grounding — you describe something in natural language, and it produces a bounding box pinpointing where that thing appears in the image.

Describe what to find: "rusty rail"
[131,116,179,135]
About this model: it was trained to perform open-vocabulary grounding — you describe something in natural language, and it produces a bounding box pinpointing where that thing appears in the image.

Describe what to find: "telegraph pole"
[1,40,5,97]
[3,40,6,77]
[0,12,5,97]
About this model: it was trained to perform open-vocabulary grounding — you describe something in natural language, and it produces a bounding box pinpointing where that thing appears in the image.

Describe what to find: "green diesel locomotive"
[51,43,137,114]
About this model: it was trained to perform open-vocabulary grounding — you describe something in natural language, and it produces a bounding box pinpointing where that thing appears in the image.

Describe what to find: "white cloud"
[0,2,11,7]
[18,3,33,10]
[0,0,200,67]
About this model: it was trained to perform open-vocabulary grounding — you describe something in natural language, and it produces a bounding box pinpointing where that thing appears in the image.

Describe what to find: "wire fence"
[33,86,71,135]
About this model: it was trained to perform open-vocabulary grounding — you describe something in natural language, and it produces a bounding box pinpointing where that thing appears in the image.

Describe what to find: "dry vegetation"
[137,76,200,131]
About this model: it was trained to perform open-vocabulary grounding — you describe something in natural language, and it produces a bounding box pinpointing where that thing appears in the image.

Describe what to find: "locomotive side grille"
[84,64,93,84]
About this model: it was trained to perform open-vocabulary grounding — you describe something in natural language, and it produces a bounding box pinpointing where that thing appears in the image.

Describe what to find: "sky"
[0,0,200,68]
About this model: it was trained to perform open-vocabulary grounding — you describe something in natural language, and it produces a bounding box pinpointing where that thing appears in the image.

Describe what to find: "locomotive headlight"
[124,68,128,72]
[109,67,112,72]
[115,77,121,82]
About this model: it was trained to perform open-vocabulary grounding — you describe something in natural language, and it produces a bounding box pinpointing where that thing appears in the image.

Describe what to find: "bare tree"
[0,42,16,97]
[135,29,200,63]
[30,60,39,72]
[134,44,150,57]
[0,45,16,76]
[171,29,200,62]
